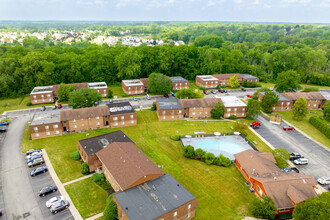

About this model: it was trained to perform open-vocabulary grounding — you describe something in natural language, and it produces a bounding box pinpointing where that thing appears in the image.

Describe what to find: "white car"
[293,158,308,165]
[317,177,330,185]
[46,196,65,208]
[26,151,42,159]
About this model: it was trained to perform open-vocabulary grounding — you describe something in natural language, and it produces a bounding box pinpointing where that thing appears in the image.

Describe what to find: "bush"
[97,179,111,190]
[221,85,226,88]
[107,89,113,98]
[199,87,207,90]
[150,103,156,111]
[26,101,32,106]
[183,145,195,158]
[104,194,118,220]
[176,88,203,99]
[92,173,105,182]
[141,92,147,95]
[121,93,129,97]
[247,82,258,88]
[81,162,90,175]
[302,87,319,92]
[309,116,330,139]
[171,89,178,93]
[195,148,206,160]
[211,102,225,119]
[216,154,231,167]
[70,151,81,161]
[234,122,248,137]
[252,195,276,219]
[216,84,220,89]
[203,152,215,165]
[229,115,237,120]
[170,135,180,141]
[278,213,293,219]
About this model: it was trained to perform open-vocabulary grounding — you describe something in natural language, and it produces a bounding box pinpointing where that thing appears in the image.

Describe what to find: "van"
[293,158,308,165]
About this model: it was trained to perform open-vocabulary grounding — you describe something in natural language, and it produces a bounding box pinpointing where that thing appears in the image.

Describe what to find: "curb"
[42,149,83,220]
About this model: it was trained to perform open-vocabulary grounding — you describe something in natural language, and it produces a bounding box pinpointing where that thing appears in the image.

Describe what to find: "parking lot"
[203,88,257,99]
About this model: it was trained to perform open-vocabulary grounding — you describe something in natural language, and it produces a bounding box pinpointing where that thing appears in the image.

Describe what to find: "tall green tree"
[148,73,172,94]
[252,195,276,219]
[275,70,301,92]
[246,99,261,119]
[292,97,308,120]
[69,88,102,109]
[115,48,141,79]
[176,88,203,99]
[293,192,330,220]
[57,83,75,102]
[261,91,279,113]
[324,102,330,121]
[228,75,240,88]
[211,102,225,119]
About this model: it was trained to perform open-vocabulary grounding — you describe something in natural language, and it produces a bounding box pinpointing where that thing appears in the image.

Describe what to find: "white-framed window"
[129,91,131,94]
[234,108,237,112]
[162,111,166,114]
[96,122,100,125]
[73,119,76,122]
[173,211,177,217]
[73,125,77,128]
[178,116,181,119]
[281,102,284,105]
[185,82,188,85]
[35,133,39,137]
[178,110,182,113]
[35,100,38,103]
[33,95,36,99]
[121,122,125,125]
[128,87,131,90]
[114,123,118,126]
[192,112,195,115]
[47,94,51,97]
[308,104,310,106]
[41,95,44,98]
[171,116,174,119]
[163,116,166,119]
[227,114,230,117]
[280,107,283,109]
[48,99,51,102]
[175,83,178,86]
[96,116,99,119]
[34,127,38,131]
[121,116,125,119]
[171,110,174,114]
[130,115,134,118]
[54,131,60,135]
[116,186,119,191]
[193,107,196,110]
[188,204,191,210]
[53,124,58,129]
[45,126,49,129]
[42,99,45,102]
[206,82,208,84]
[313,104,316,107]
[287,102,290,105]
[241,113,244,116]
[113,117,118,121]
[103,89,106,92]
[186,213,191,219]
[81,118,83,120]
[46,132,50,135]
[131,120,134,124]
[227,108,231,112]
[273,107,276,110]
[242,108,245,111]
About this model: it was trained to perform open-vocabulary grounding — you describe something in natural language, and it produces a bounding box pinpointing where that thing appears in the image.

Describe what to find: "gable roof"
[139,78,148,87]
[96,142,165,191]
[180,98,221,108]
[78,130,133,156]
[213,73,243,80]
[157,97,183,110]
[281,92,326,101]
[170,76,188,83]
[241,74,259,79]
[260,91,292,101]
[60,106,109,121]
[113,173,196,220]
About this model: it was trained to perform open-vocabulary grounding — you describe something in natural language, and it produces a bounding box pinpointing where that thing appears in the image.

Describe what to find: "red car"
[203,90,209,95]
[246,94,252,98]
[283,126,295,131]
[250,121,261,128]
[57,104,62,109]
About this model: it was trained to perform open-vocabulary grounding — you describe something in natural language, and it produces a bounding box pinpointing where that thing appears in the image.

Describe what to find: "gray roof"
[30,111,60,126]
[107,102,135,116]
[320,90,330,101]
[170,76,188,83]
[157,97,183,109]
[260,91,291,101]
[241,74,259,79]
[114,173,196,220]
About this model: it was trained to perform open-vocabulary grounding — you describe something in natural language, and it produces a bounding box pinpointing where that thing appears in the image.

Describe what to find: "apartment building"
[241,74,259,84]
[281,92,327,110]
[180,98,221,119]
[156,97,184,121]
[170,76,190,90]
[218,96,247,118]
[195,75,219,88]
[29,111,63,140]
[258,92,294,111]
[107,102,137,128]
[122,79,145,95]
[213,74,244,87]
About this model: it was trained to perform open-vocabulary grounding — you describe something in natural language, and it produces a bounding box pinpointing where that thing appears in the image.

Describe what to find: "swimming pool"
[181,135,254,160]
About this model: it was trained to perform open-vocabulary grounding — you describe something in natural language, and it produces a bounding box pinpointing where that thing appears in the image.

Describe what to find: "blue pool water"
[197,140,246,155]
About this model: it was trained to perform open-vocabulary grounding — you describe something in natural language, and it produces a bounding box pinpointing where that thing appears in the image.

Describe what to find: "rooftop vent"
[252,169,255,175]
[302,179,306,184]
[177,184,180,187]
[274,177,277,181]
[100,138,109,148]
[125,207,128,210]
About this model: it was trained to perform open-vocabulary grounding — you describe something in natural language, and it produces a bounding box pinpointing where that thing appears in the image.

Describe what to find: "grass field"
[259,82,330,90]
[277,110,330,148]
[21,109,273,219]
[0,96,51,114]
[65,178,108,219]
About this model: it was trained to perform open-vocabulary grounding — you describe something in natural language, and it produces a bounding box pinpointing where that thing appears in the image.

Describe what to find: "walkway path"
[63,174,93,186]
[85,212,103,220]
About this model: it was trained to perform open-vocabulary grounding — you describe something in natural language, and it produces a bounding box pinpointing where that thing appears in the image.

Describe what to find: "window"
[193,107,196,110]
[121,121,125,125]
[33,95,36,99]
[73,119,76,122]
[47,94,51,97]
[178,116,181,119]
[234,108,237,112]
[73,125,77,129]
[42,99,45,102]
[171,116,174,119]
[48,99,51,102]
[163,116,166,119]
[45,126,49,129]
[287,102,290,105]
[206,82,208,84]
[226,114,230,117]
[242,108,245,111]
[41,95,44,98]
[96,116,99,119]
[63,121,67,124]
[113,123,118,126]
[173,211,177,217]
[227,108,231,112]
[130,115,134,118]
[280,107,283,110]
[54,131,60,135]
[46,132,50,136]
[185,82,187,85]
[281,102,284,105]
[113,117,118,121]
[241,113,244,116]
[175,83,177,86]
[171,110,174,114]
[128,87,131,90]
[121,116,125,119]
[35,133,39,137]
[313,104,316,107]
[178,110,182,114]
[273,107,276,110]
[131,120,134,124]
[96,122,100,125]
[162,111,166,114]
[53,124,58,129]
[103,89,106,92]
[186,213,191,219]
[34,127,38,131]
[188,204,191,210]
[116,186,119,191]
[105,115,107,118]
[129,91,131,94]
[192,112,195,115]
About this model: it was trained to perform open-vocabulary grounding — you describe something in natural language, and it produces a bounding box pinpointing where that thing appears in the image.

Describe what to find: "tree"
[215,154,231,167]
[203,152,215,165]
[107,89,113,98]
[246,99,261,119]
[275,70,301,92]
[176,88,203,99]
[324,102,330,121]
[69,88,102,109]
[293,192,330,220]
[228,75,240,88]
[183,145,195,158]
[193,34,224,48]
[148,73,172,94]
[211,102,225,119]
[252,195,276,219]
[57,83,75,102]
[115,48,141,79]
[261,91,279,113]
[195,148,206,160]
[104,195,118,220]
[292,97,308,120]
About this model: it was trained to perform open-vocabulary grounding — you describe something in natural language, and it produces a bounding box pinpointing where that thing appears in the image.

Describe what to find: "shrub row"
[309,116,330,139]
[170,135,180,141]
[183,145,231,167]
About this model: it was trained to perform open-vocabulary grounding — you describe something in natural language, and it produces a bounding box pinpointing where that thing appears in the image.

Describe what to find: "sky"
[0,0,329,23]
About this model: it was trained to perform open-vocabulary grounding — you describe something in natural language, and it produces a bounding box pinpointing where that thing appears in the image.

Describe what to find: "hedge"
[309,116,330,139]
[170,135,180,141]
[70,150,81,161]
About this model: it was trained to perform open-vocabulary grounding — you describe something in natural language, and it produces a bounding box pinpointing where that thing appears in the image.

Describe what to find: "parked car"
[0,127,6,133]
[146,95,151,100]
[41,106,46,111]
[27,155,42,163]
[0,121,9,126]
[57,104,62,109]
[317,177,330,185]
[294,158,308,165]
[26,151,42,159]
[290,167,300,173]
[50,200,70,214]
[52,105,57,110]
[28,157,44,167]
[109,99,113,103]
[250,121,261,128]
[163,94,169,98]
[203,90,209,95]
[241,87,246,91]
[39,186,57,197]
[281,167,292,173]
[30,166,48,177]
[283,126,295,131]
[172,93,176,97]
[290,152,304,160]
[46,196,65,208]
[26,149,41,156]
[218,89,224,93]
[0,210,2,216]
[246,94,252,98]
[211,90,217,94]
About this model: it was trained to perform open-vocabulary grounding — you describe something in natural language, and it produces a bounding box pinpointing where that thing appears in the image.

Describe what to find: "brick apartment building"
[29,102,137,140]
[170,76,190,90]
[213,74,244,87]
[258,92,294,111]
[196,74,259,89]
[156,97,184,121]
[122,79,146,95]
[281,92,327,110]
[234,150,317,215]
[180,98,221,119]
[241,74,259,84]
[195,75,219,89]
[217,96,247,118]
[30,82,108,104]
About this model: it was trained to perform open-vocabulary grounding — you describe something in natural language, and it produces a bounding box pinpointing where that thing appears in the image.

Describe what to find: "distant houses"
[29,102,137,140]
[30,82,108,104]
[196,73,259,88]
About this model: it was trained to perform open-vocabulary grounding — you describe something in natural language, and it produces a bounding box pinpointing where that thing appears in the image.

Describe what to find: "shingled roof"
[234,150,317,209]
[60,106,109,121]
[96,142,165,191]
[281,92,326,101]
[213,73,243,80]
[139,78,148,87]
[180,98,221,108]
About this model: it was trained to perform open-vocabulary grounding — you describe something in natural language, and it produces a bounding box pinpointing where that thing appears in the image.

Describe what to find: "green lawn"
[22,110,273,219]
[277,110,330,148]
[0,96,50,114]
[65,178,108,219]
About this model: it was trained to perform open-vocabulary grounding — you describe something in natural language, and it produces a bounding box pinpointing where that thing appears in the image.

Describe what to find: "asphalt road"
[254,115,330,184]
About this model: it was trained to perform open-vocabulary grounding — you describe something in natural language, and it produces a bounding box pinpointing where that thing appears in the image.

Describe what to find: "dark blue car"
[27,155,42,164]
[0,121,9,126]
[30,166,48,177]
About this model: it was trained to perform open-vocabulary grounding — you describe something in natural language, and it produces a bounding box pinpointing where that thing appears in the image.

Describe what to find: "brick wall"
[172,81,190,90]
[122,82,145,95]
[29,122,62,140]
[195,76,218,89]
[184,107,213,119]
[109,113,137,128]
[156,107,184,121]
[223,106,246,118]
[65,116,107,132]
[30,93,54,104]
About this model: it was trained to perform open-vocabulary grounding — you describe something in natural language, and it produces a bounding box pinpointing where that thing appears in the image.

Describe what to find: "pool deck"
[181,135,253,160]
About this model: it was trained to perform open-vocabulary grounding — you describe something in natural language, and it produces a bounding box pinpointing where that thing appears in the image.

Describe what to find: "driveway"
[254,115,330,183]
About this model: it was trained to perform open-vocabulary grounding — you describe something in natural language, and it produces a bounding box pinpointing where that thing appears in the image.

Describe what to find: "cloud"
[320,0,330,7]
[76,0,107,5]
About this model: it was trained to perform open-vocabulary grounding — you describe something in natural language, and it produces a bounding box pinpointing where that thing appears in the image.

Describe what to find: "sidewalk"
[85,212,103,220]
[63,174,93,186]
[42,149,83,220]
